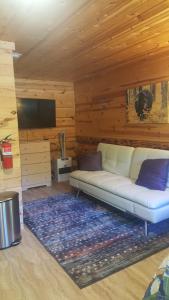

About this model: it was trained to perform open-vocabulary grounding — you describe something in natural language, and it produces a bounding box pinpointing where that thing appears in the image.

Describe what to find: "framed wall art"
[126,81,169,123]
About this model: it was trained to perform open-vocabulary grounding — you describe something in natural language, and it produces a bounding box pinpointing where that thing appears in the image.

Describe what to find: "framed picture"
[126,81,169,123]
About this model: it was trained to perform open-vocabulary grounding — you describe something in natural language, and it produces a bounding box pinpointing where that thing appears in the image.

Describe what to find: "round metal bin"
[0,191,21,249]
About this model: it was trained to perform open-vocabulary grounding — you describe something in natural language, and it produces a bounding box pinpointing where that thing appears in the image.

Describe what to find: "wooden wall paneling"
[43,3,169,80]
[15,78,76,160]
[1,1,169,80]
[57,108,75,118]
[74,51,169,154]
[0,41,23,223]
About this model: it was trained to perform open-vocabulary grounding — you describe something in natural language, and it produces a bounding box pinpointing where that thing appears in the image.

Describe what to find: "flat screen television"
[17,98,56,129]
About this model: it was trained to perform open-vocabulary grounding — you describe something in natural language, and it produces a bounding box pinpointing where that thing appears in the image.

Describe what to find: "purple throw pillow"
[136,159,169,191]
[78,151,102,171]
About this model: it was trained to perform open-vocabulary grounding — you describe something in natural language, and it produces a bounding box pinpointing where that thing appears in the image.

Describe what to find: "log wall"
[15,79,76,160]
[0,41,23,222]
[74,52,169,154]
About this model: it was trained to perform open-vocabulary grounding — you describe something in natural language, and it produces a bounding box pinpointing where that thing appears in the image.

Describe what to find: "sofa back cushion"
[130,148,169,187]
[97,143,134,176]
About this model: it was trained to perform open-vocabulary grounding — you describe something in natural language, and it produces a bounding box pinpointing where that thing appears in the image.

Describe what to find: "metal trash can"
[0,191,21,249]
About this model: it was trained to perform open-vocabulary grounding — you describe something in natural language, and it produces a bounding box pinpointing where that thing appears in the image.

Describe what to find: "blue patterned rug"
[23,193,169,288]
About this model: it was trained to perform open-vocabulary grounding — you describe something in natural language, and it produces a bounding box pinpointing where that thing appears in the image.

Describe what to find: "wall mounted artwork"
[127,81,169,123]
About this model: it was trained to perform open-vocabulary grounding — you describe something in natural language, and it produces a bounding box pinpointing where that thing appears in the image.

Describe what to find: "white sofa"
[70,143,169,235]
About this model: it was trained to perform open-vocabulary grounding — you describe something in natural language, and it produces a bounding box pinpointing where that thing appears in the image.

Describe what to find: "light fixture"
[12,51,22,60]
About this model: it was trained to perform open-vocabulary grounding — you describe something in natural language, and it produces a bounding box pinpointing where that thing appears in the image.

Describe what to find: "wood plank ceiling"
[0,0,169,81]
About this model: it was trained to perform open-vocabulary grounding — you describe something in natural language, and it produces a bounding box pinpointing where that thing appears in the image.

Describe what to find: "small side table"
[55,157,72,182]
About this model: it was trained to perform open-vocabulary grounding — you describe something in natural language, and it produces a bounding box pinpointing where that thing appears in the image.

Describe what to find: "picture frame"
[126,81,169,123]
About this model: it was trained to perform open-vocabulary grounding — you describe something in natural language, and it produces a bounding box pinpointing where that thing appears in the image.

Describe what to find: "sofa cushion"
[136,159,169,191]
[71,170,108,184]
[102,182,169,209]
[70,170,132,188]
[97,143,134,177]
[130,148,169,189]
[78,151,102,171]
[70,170,169,209]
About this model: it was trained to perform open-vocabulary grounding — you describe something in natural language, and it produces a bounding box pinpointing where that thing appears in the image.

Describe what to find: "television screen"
[17,98,56,129]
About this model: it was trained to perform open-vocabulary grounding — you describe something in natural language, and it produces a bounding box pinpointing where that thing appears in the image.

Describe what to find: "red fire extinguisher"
[0,135,13,169]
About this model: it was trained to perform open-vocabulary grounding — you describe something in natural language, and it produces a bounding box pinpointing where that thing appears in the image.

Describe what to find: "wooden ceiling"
[1,0,169,81]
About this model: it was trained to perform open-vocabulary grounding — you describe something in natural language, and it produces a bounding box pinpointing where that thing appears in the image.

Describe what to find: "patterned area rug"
[23,193,169,288]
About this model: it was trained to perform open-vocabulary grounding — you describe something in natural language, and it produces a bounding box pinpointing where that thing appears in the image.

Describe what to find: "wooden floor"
[0,182,169,300]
